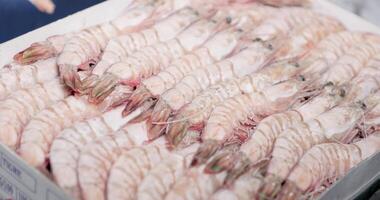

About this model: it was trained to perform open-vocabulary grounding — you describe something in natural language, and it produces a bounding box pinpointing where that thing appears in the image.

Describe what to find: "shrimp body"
[18,96,101,168]
[262,101,371,196]
[107,145,169,200]
[137,154,188,200]
[0,79,69,149]
[343,56,380,103]
[165,166,226,200]
[210,172,263,200]
[89,7,202,85]
[269,16,344,62]
[78,127,148,200]
[0,58,58,100]
[89,15,228,104]
[49,106,130,199]
[137,144,197,200]
[280,133,380,200]
[316,41,380,86]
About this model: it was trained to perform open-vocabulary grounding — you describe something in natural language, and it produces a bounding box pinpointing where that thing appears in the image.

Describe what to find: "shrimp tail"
[204,150,240,174]
[88,73,119,104]
[13,42,56,64]
[258,173,284,199]
[148,100,172,138]
[127,107,153,123]
[166,120,190,147]
[124,86,155,116]
[78,74,100,95]
[60,64,81,92]
[276,180,303,200]
[146,119,167,141]
[98,85,133,111]
[224,158,252,186]
[190,140,220,167]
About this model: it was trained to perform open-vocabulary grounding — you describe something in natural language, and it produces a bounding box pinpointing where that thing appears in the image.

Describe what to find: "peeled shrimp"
[17,96,101,168]
[49,106,134,199]
[165,165,227,200]
[0,79,69,149]
[88,13,230,105]
[124,4,276,116]
[279,133,380,200]
[84,7,202,90]
[0,58,58,100]
[107,144,169,200]
[77,125,149,200]
[261,93,380,197]
[137,144,198,200]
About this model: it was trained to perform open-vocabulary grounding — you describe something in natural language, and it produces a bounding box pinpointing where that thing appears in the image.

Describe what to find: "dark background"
[0,0,103,43]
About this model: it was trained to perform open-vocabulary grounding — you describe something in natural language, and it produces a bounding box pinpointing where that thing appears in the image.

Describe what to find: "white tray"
[0,0,379,199]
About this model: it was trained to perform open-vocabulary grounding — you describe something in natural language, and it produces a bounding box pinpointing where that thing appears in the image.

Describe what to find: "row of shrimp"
[2,0,380,200]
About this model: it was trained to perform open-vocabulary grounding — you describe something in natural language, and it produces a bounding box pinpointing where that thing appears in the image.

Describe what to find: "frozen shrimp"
[125,5,280,115]
[0,58,58,100]
[77,125,150,200]
[18,96,101,168]
[107,144,169,200]
[165,16,342,148]
[60,0,201,91]
[87,11,232,105]
[260,93,380,198]
[165,165,227,200]
[207,42,379,176]
[49,106,134,199]
[149,9,323,139]
[0,79,69,149]
[137,144,199,200]
[213,84,346,181]
[82,7,202,91]
[14,0,151,65]
[279,133,380,200]
[92,8,321,106]
[192,77,310,167]
[190,18,344,165]
[124,4,276,116]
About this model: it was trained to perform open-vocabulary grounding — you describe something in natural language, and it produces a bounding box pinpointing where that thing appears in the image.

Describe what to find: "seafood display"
[1,0,380,200]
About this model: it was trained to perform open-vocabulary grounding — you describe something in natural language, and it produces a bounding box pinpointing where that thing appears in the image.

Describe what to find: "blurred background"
[0,0,379,43]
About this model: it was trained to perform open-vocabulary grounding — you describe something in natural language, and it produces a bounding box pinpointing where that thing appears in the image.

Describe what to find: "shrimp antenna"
[151,107,206,125]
